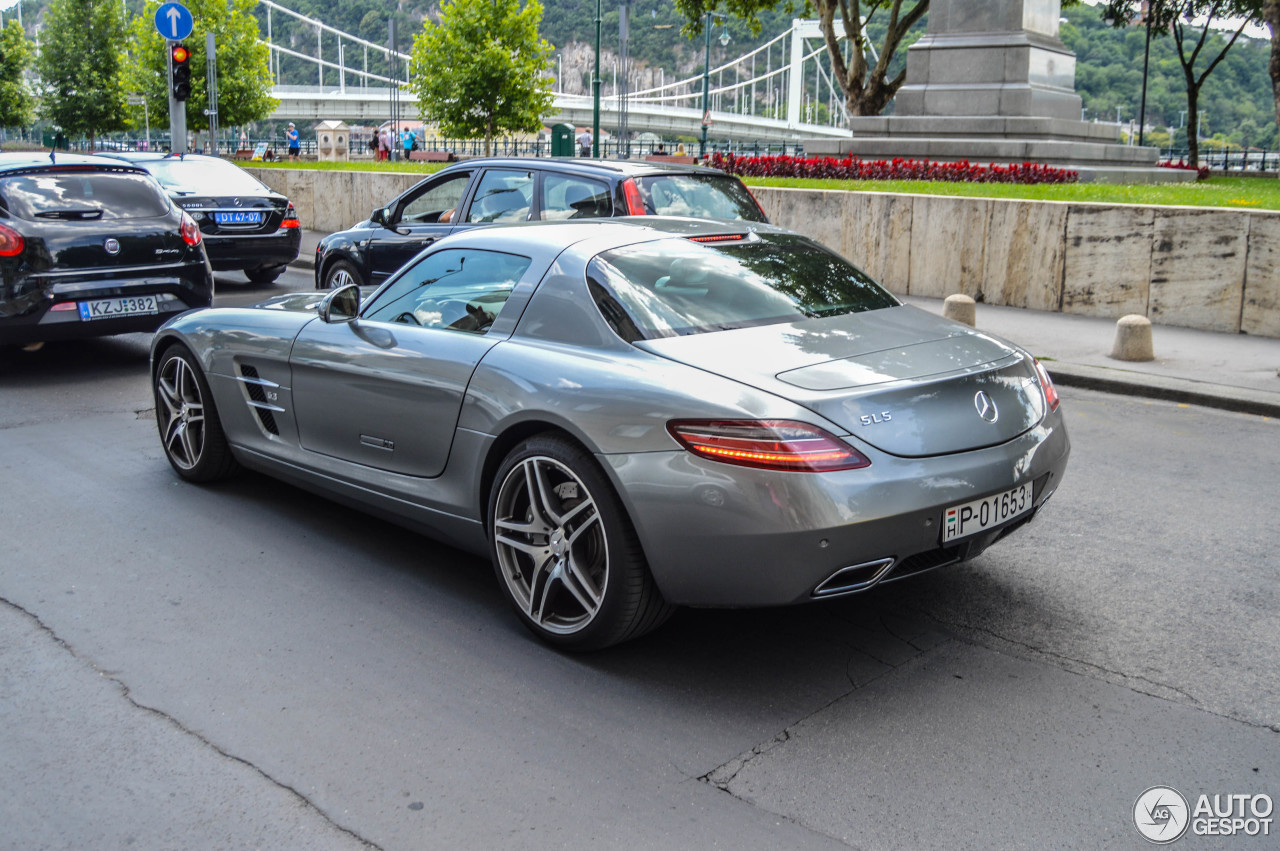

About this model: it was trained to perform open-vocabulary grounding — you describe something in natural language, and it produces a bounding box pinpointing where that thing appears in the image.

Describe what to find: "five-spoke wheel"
[154,345,239,482]
[489,434,672,650]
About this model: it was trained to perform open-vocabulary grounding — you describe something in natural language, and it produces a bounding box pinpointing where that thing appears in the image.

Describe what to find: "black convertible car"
[314,157,769,290]
[102,153,301,283]
[0,152,213,347]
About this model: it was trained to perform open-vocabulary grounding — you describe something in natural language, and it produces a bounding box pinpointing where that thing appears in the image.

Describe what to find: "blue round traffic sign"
[154,2,194,42]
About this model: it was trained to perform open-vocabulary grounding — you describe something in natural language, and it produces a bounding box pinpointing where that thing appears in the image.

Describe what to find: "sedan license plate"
[942,483,1033,543]
[78,295,158,321]
[213,211,262,225]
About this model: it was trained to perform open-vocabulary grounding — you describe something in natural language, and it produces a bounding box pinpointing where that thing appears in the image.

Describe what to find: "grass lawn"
[244,160,1280,210]
[738,175,1280,210]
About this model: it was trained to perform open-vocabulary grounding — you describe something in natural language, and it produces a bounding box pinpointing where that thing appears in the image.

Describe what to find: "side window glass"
[362,248,532,334]
[399,172,470,224]
[539,174,613,220]
[466,170,534,223]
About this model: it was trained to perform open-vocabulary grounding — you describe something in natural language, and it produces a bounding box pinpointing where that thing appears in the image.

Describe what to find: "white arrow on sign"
[165,6,182,37]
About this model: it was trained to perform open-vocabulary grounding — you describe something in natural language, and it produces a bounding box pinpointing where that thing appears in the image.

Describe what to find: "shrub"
[1159,159,1210,180]
[709,152,1079,184]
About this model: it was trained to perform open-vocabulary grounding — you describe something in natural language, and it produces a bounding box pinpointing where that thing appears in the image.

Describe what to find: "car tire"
[245,265,285,284]
[320,259,360,291]
[154,343,240,483]
[488,434,674,651]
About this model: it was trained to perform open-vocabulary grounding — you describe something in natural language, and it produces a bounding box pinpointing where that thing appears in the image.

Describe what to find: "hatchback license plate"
[214,211,262,224]
[78,295,158,321]
[942,483,1033,543]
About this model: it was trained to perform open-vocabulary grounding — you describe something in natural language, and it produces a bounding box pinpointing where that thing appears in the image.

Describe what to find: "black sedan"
[102,153,300,284]
[314,157,769,290]
[0,152,213,348]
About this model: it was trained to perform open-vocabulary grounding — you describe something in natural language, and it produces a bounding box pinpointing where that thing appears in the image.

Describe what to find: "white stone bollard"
[943,293,976,327]
[1110,314,1155,361]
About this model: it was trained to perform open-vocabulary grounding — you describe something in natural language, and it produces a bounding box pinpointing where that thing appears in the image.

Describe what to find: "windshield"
[587,235,899,340]
[634,174,766,222]
[136,157,269,195]
[0,171,171,220]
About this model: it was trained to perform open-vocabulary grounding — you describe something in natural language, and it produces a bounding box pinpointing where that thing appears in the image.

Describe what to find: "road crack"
[0,595,385,850]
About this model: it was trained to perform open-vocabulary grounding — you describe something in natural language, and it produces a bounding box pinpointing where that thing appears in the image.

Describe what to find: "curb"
[1046,362,1280,419]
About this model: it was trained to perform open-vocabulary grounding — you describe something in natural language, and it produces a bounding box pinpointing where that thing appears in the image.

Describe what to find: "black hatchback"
[102,153,301,284]
[0,153,213,347]
[314,157,769,289]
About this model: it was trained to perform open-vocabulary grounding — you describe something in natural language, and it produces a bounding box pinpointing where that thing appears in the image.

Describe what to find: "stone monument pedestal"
[805,0,1188,183]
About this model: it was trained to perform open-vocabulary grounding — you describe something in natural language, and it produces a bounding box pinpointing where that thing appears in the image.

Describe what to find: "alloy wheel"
[156,355,206,470]
[492,456,608,635]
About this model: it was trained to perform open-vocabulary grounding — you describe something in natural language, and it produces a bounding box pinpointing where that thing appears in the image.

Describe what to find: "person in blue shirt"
[286,122,300,161]
[401,127,416,159]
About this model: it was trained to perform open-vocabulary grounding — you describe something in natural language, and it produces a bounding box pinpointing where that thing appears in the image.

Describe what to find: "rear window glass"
[587,235,898,340]
[0,171,171,220]
[136,157,268,195]
[634,174,765,222]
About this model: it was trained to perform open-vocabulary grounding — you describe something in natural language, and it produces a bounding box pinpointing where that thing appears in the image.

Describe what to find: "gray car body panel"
[153,219,1070,607]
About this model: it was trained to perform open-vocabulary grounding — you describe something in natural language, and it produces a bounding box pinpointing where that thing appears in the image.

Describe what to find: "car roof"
[438,157,729,179]
[445,216,791,255]
[98,152,222,165]
[0,151,151,174]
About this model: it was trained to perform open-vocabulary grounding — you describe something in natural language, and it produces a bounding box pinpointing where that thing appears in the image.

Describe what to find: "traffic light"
[170,43,191,102]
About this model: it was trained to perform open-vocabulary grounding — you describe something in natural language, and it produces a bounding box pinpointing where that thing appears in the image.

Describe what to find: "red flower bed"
[709,152,1079,184]
[1159,160,1210,180]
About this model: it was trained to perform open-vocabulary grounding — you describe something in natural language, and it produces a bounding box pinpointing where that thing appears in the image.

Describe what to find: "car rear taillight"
[1034,359,1060,412]
[0,223,25,257]
[180,211,202,246]
[687,233,746,243]
[667,420,871,472]
[621,178,646,215]
[281,203,300,228]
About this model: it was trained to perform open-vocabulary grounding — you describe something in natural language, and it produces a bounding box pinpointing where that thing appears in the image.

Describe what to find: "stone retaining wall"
[246,167,1280,338]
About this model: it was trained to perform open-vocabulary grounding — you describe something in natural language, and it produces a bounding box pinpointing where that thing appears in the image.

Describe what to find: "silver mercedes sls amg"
[151,218,1069,650]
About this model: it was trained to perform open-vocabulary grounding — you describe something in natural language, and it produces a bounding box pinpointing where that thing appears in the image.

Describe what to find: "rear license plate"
[213,211,262,224]
[78,295,158,321]
[942,483,1033,543]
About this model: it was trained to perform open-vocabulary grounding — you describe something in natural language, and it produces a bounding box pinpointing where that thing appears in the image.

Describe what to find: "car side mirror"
[370,206,391,227]
[318,283,360,323]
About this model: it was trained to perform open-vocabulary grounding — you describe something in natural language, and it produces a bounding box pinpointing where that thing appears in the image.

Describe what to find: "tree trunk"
[1266,1,1280,176]
[815,0,929,126]
[1185,83,1200,169]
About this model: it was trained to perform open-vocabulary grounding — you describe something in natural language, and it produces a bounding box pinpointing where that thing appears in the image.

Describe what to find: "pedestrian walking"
[285,122,300,161]
[577,128,592,157]
[377,127,391,162]
[401,126,416,159]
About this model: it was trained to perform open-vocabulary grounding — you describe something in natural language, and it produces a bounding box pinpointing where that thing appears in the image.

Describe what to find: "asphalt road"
[2,267,1277,850]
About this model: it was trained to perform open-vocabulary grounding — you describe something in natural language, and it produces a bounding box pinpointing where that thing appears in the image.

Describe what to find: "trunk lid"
[636,304,1046,457]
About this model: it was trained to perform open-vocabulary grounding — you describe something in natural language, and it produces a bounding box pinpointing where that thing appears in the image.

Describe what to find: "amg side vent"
[237,364,280,436]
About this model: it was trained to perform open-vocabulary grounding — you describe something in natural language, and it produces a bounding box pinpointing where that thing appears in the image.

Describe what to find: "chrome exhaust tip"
[812,558,895,598]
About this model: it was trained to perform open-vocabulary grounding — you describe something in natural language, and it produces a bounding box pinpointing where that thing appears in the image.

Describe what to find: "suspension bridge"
[257,1,853,143]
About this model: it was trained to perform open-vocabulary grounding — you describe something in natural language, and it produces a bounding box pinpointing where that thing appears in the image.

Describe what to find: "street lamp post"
[592,0,602,157]
[1138,6,1151,146]
[699,12,729,159]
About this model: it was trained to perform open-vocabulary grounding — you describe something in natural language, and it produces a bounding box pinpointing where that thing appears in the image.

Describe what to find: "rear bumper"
[0,262,213,345]
[204,228,301,271]
[605,412,1071,607]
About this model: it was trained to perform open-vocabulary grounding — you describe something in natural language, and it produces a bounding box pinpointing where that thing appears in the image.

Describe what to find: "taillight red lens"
[0,223,25,257]
[281,218,300,228]
[281,203,300,228]
[180,211,202,246]
[621,178,646,215]
[1034,359,1060,412]
[667,419,870,472]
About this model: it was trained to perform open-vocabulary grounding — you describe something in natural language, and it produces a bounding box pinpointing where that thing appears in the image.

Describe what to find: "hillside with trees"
[0,0,1275,152]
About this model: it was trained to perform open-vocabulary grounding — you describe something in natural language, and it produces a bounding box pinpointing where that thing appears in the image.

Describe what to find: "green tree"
[1264,1,1280,168]
[37,0,130,145]
[407,0,554,155]
[1102,1,1264,167]
[675,0,928,119]
[0,20,35,128]
[127,0,276,133]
